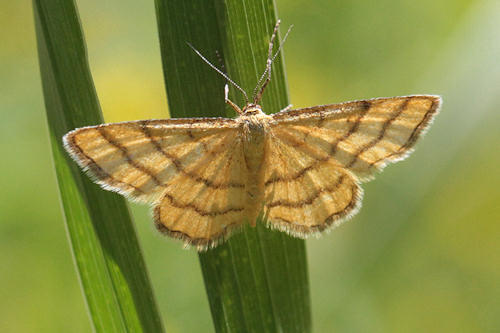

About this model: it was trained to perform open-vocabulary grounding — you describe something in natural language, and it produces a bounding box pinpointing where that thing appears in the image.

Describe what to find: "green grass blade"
[33,1,165,332]
[155,1,311,332]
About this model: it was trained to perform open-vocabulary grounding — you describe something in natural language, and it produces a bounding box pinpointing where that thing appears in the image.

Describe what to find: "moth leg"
[225,84,243,115]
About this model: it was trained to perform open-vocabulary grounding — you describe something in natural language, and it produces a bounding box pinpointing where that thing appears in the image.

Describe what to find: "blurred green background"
[1,0,499,332]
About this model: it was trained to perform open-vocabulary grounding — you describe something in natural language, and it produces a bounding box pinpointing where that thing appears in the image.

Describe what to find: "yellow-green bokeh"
[1,0,498,332]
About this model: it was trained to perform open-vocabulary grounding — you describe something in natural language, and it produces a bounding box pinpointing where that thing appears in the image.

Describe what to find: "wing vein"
[346,97,411,168]
[368,98,439,167]
[139,122,245,189]
[97,126,162,186]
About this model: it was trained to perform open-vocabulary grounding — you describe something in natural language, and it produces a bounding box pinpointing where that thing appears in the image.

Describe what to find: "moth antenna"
[187,42,249,103]
[271,24,293,63]
[253,21,293,104]
[252,20,280,103]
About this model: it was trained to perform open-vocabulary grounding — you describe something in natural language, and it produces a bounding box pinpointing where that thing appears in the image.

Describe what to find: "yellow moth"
[63,21,441,250]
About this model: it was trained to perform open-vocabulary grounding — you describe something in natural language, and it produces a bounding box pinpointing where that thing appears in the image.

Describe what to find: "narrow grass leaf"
[33,1,165,332]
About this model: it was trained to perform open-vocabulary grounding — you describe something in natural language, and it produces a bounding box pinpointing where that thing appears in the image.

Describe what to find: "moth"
[63,21,441,250]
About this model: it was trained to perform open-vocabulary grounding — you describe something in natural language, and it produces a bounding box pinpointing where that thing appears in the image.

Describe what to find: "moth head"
[242,104,264,115]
